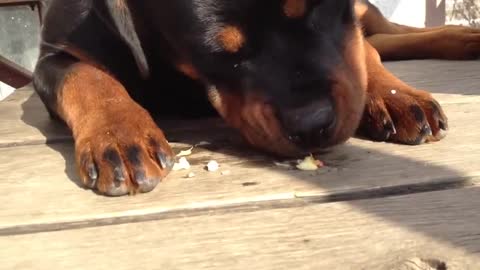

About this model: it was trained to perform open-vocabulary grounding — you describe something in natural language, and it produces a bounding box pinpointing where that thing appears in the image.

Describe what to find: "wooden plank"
[0,87,234,147]
[1,102,480,232]
[0,55,32,88]
[0,0,40,5]
[2,187,480,270]
[0,86,72,147]
[2,60,480,147]
[384,60,480,96]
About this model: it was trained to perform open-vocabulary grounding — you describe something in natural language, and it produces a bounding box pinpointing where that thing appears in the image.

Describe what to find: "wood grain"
[0,55,32,88]
[0,0,40,5]
[1,101,479,233]
[1,187,480,270]
[0,86,72,147]
[384,60,480,96]
[1,60,480,147]
[1,52,480,270]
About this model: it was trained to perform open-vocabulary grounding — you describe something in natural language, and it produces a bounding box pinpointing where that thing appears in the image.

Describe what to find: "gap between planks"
[1,102,480,235]
[2,187,480,270]
[1,175,479,237]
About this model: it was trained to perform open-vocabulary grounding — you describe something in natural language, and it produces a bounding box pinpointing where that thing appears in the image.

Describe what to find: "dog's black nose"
[280,98,335,149]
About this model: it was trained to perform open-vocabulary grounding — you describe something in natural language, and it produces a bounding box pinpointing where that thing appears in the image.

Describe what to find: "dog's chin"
[243,129,304,158]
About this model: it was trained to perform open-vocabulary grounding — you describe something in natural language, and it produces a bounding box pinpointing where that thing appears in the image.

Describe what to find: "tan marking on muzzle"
[208,86,301,157]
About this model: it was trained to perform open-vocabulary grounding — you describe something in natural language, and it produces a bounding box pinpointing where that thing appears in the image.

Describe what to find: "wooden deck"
[1,60,480,269]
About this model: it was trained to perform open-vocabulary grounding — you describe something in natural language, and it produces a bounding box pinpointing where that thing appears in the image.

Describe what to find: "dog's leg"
[357,1,480,60]
[34,52,175,196]
[356,1,426,36]
[356,41,448,144]
[367,28,480,60]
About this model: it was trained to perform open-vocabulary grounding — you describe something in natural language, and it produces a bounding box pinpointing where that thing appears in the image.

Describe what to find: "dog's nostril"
[288,134,302,143]
[288,126,328,149]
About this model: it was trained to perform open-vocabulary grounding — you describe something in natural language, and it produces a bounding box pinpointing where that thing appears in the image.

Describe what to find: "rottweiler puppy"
[33,0,479,196]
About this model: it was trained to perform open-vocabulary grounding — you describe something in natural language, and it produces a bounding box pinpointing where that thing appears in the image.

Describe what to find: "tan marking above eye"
[217,25,245,53]
[283,0,306,18]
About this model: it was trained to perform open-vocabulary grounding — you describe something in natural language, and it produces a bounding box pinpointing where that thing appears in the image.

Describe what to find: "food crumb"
[186,172,196,178]
[172,157,191,171]
[176,147,193,157]
[296,155,324,171]
[206,160,220,172]
[391,89,397,95]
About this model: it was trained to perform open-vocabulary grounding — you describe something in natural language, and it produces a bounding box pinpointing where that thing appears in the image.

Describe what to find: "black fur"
[34,0,359,150]
[35,0,354,111]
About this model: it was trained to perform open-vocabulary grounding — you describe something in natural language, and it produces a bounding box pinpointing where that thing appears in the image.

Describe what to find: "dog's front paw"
[358,87,448,145]
[75,111,175,196]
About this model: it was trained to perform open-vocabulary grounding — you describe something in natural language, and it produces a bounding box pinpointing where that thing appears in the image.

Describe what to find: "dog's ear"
[105,0,149,78]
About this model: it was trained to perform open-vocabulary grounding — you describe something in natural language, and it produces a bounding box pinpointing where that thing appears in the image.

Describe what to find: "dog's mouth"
[207,85,329,157]
[205,64,366,157]
[207,85,301,156]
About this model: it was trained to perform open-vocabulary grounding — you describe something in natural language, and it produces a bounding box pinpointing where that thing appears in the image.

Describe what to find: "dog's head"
[127,0,367,156]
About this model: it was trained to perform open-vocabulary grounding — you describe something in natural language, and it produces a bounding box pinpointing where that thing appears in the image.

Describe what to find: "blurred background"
[0,0,479,100]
